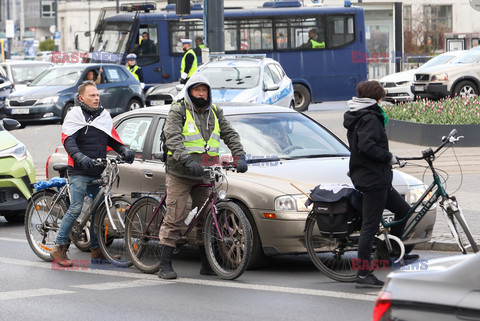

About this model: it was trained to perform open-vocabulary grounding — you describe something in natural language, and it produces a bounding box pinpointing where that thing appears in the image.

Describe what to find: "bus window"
[136,24,158,55]
[327,15,355,48]
[169,20,204,55]
[238,19,273,51]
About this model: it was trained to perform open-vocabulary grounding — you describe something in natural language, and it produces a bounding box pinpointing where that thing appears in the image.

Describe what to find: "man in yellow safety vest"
[300,28,326,49]
[179,38,197,84]
[158,73,248,280]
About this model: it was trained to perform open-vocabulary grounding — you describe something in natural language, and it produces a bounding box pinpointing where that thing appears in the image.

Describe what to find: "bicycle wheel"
[203,201,252,280]
[304,216,358,282]
[125,196,164,273]
[25,190,68,262]
[447,209,479,254]
[96,197,132,267]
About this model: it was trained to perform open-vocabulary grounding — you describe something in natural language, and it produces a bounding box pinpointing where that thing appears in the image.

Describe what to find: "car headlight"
[406,185,429,205]
[35,96,59,105]
[0,142,27,161]
[5,98,10,107]
[275,195,312,212]
[431,73,448,82]
[395,81,411,86]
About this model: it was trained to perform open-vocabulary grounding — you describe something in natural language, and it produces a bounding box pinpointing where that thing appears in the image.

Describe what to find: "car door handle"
[144,170,154,178]
[153,67,162,72]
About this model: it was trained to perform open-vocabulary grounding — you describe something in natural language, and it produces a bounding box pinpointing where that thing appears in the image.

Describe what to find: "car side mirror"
[175,84,184,92]
[2,118,21,131]
[0,78,4,84]
[264,84,280,91]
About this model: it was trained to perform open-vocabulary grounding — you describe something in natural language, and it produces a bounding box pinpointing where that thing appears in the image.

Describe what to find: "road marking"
[0,256,377,301]
[72,279,156,290]
[0,237,28,243]
[0,288,74,300]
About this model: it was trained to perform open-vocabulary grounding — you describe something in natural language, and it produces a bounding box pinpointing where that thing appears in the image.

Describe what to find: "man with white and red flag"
[51,80,135,267]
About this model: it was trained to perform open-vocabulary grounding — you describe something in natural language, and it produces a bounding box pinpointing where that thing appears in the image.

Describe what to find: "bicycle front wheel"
[305,216,358,282]
[96,197,132,267]
[125,196,164,273]
[25,190,68,262]
[448,209,479,254]
[203,201,252,280]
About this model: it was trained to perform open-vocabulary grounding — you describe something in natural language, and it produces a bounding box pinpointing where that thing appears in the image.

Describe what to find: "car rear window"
[198,66,260,89]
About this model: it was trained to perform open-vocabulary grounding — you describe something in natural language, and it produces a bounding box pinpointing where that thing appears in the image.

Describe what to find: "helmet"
[126,53,137,60]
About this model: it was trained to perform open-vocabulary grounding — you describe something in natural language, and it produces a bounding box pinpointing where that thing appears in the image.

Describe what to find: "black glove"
[182,157,204,177]
[121,147,135,164]
[74,154,96,170]
[180,78,187,85]
[234,154,248,173]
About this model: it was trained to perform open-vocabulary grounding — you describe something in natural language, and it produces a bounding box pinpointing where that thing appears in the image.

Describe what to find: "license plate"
[11,108,29,114]
[414,86,424,92]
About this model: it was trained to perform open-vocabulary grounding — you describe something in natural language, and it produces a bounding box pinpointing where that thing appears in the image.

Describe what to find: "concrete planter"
[386,119,480,147]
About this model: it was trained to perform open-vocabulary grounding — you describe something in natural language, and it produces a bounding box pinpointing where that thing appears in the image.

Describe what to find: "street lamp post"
[54,0,58,51]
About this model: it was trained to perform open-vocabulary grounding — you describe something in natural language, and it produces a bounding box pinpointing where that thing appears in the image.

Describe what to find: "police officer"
[300,28,325,49]
[194,36,205,57]
[179,38,197,85]
[125,53,145,88]
[158,73,248,279]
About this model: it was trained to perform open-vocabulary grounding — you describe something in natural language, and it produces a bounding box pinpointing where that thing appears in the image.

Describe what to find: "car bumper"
[385,85,414,102]
[4,103,63,122]
[252,206,436,256]
[411,83,450,99]
[0,156,36,212]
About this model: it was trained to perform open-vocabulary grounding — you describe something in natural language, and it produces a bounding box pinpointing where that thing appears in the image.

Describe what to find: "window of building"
[41,0,55,18]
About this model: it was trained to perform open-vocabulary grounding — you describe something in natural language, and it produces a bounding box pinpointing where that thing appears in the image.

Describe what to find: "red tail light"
[373,291,391,321]
[45,147,59,179]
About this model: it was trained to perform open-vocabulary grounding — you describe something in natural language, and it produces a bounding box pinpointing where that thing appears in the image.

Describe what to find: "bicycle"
[25,157,132,266]
[124,164,252,280]
[304,129,479,282]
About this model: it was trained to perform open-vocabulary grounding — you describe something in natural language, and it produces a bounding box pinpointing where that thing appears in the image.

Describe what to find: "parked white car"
[146,55,295,109]
[0,61,53,91]
[380,50,465,102]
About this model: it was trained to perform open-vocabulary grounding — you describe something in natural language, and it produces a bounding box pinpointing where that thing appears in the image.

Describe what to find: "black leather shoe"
[403,253,420,262]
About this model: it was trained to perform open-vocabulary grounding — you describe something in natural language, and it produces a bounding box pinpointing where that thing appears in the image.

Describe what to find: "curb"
[414,240,478,252]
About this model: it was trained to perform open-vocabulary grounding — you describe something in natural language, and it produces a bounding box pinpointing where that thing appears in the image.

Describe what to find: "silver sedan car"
[46,104,435,267]
[374,253,480,320]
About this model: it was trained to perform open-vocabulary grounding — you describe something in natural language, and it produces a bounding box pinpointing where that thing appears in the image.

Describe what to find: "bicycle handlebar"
[398,128,463,164]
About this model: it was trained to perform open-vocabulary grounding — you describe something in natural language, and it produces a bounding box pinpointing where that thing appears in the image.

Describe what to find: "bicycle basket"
[307,185,362,238]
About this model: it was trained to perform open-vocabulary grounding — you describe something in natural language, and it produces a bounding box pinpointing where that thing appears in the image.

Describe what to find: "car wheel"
[61,103,74,124]
[236,202,270,269]
[453,80,478,98]
[127,98,143,111]
[293,84,310,112]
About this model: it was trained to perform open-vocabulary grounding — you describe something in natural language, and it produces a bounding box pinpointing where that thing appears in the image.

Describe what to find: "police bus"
[89,1,367,110]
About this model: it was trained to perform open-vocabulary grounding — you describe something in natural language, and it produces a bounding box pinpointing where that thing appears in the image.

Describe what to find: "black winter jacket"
[64,106,124,177]
[343,103,393,192]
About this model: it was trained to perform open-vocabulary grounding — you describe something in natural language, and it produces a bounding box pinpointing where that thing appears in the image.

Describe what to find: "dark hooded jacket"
[343,97,393,192]
[163,73,245,180]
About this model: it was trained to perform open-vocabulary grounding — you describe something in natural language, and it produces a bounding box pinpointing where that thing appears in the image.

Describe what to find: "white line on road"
[0,288,74,300]
[72,279,157,290]
[0,237,28,243]
[0,256,377,302]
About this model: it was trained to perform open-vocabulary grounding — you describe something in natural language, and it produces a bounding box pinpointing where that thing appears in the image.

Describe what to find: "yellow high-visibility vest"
[127,65,140,81]
[180,49,198,78]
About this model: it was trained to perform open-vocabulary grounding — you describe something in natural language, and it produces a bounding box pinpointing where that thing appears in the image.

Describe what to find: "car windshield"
[221,112,349,162]
[418,53,460,70]
[198,66,260,89]
[30,66,84,86]
[11,64,52,84]
[452,49,480,64]
[91,21,133,53]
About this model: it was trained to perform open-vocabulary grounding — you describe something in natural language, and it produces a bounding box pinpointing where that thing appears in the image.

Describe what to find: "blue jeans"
[56,175,100,249]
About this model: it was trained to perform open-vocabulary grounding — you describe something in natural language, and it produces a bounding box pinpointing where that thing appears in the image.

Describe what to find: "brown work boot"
[51,244,72,267]
[91,248,121,264]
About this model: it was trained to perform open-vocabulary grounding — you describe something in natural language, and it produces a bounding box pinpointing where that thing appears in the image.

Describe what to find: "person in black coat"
[343,80,418,288]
